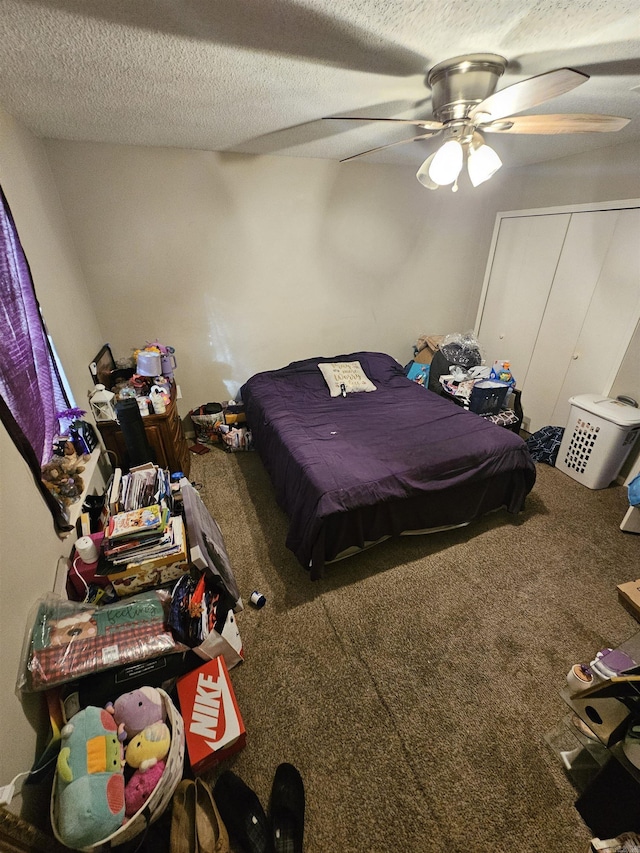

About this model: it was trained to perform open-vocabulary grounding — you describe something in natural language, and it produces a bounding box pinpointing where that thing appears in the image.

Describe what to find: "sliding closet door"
[476,213,571,390]
[477,204,640,434]
[522,210,622,431]
[547,207,640,428]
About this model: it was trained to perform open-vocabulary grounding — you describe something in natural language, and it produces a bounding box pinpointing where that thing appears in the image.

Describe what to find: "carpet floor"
[185,445,639,853]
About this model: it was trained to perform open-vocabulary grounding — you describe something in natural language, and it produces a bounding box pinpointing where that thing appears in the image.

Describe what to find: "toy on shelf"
[41,444,89,509]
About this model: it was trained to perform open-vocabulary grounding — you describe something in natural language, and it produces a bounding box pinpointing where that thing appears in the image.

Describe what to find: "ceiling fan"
[324,53,630,191]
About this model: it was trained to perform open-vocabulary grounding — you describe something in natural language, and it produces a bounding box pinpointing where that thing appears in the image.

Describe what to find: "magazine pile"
[100,473,189,597]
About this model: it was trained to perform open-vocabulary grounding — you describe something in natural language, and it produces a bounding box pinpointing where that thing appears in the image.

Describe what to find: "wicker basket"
[51,688,185,850]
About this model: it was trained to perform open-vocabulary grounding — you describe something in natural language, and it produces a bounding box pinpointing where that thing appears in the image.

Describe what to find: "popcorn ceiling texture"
[0,0,638,167]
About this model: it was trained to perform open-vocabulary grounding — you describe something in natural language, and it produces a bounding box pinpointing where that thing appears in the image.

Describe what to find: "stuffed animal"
[110,686,166,739]
[55,706,125,849]
[124,759,166,817]
[125,721,171,772]
[41,454,86,507]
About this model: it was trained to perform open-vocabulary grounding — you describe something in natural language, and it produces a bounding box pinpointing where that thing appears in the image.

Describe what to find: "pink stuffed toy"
[124,760,165,817]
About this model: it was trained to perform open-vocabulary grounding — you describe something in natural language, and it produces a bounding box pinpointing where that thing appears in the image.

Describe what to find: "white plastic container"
[556,394,640,489]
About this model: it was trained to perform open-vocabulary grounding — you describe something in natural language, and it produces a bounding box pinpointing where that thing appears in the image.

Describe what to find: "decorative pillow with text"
[318,361,377,397]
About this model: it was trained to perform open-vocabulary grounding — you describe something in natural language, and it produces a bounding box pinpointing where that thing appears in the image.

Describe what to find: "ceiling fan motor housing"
[428,53,507,123]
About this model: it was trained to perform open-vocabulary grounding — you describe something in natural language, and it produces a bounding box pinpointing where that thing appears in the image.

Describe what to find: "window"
[0,184,73,532]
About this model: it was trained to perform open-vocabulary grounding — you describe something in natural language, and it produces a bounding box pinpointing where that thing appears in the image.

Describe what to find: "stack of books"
[108,465,172,516]
[100,504,189,598]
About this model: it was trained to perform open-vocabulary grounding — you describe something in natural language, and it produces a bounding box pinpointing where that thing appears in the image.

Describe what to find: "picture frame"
[89,343,116,388]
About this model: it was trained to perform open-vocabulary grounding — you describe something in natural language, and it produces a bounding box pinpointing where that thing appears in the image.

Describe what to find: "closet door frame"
[474,198,640,418]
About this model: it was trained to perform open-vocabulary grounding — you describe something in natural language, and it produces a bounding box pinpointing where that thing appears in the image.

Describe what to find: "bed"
[240,351,536,579]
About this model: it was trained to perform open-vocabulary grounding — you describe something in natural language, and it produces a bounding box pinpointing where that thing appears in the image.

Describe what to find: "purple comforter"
[241,352,536,577]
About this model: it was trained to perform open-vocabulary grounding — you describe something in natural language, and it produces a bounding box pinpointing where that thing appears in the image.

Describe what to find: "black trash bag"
[428,332,482,394]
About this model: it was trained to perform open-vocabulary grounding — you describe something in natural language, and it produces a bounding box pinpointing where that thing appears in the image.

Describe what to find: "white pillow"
[318,361,377,397]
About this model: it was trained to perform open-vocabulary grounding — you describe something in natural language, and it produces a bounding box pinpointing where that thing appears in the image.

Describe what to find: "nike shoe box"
[176,655,246,774]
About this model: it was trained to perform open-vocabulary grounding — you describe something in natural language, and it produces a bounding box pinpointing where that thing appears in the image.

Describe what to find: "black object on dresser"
[97,383,191,476]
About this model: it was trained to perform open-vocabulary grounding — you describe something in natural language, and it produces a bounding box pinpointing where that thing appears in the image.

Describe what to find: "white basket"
[51,688,185,850]
[557,395,640,489]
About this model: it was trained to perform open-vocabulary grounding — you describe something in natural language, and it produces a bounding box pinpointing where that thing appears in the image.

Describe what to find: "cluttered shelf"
[87,342,190,477]
[95,381,191,478]
[64,447,112,533]
[548,625,640,839]
[406,333,524,433]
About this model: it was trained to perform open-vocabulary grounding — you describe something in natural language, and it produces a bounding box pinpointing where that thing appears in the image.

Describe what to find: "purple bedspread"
[241,352,536,577]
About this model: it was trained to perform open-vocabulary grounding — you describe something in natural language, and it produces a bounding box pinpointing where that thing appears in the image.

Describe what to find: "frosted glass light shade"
[468,142,502,187]
[416,153,439,189]
[428,140,463,186]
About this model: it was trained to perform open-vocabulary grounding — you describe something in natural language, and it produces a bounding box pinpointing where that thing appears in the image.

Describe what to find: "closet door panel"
[549,208,640,425]
[522,210,621,432]
[477,213,570,384]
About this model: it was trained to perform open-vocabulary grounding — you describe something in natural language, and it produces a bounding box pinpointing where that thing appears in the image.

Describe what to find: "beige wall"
[44,139,640,419]
[0,107,105,798]
[43,141,493,414]
[1,111,639,797]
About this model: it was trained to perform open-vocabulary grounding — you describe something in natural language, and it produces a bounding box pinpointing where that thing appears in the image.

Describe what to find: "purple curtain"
[0,185,72,532]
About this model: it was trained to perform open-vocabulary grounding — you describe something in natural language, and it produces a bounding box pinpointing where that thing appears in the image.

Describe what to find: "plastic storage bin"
[557,394,640,489]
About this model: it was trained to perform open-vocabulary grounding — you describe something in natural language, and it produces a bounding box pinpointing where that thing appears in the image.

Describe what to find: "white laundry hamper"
[556,394,640,489]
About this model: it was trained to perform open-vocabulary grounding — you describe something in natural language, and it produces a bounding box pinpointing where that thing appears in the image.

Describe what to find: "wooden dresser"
[96,384,191,476]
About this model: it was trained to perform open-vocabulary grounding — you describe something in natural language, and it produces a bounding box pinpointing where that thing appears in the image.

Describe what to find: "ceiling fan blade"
[469,68,589,123]
[325,116,444,131]
[482,113,631,134]
[339,131,441,163]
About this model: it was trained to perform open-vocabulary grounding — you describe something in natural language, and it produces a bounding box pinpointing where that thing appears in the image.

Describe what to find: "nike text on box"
[176,655,246,774]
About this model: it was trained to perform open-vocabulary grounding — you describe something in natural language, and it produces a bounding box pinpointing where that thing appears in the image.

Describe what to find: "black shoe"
[213,770,274,853]
[268,763,305,853]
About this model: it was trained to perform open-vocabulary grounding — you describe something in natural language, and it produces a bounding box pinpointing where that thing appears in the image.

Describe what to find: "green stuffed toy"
[55,706,125,848]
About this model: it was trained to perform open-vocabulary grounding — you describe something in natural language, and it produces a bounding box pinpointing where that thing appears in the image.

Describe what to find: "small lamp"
[88,383,117,422]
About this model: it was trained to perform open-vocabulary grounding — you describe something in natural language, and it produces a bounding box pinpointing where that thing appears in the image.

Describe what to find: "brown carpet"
[189,445,639,853]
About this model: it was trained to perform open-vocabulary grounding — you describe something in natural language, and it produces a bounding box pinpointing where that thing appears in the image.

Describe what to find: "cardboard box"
[559,685,631,747]
[618,579,640,621]
[108,558,190,598]
[177,656,246,774]
[106,516,189,597]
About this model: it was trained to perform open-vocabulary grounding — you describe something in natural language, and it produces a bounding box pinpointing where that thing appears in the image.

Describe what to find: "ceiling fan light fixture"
[467,141,502,187]
[428,139,463,186]
[416,153,439,189]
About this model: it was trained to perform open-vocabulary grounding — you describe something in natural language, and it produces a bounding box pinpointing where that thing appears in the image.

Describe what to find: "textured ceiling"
[0,0,639,170]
